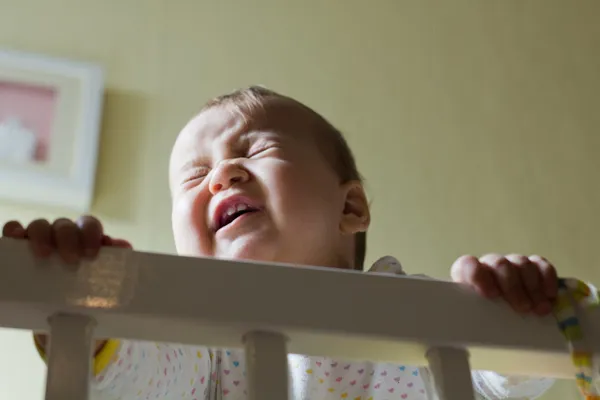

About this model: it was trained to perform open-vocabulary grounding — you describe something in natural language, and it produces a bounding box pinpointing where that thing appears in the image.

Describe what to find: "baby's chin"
[216,241,278,264]
[177,232,302,266]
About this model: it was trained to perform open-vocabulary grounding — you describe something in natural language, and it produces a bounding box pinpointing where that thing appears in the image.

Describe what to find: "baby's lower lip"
[215,210,261,235]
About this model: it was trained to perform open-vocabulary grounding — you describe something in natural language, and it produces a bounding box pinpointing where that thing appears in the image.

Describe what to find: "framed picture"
[0,49,104,212]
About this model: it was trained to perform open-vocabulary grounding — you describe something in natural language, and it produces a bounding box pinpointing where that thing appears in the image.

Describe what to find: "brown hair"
[200,86,367,270]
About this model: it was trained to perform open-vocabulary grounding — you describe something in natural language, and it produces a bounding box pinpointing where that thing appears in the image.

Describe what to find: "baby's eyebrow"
[179,158,207,171]
[175,155,210,177]
[244,129,280,142]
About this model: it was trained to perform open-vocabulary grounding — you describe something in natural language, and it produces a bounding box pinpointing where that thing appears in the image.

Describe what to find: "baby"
[3,86,560,399]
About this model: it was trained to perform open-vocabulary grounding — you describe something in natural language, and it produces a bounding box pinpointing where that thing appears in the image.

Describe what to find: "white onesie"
[61,256,554,400]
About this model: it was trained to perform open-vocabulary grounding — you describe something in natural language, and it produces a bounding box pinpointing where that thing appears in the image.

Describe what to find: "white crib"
[0,237,598,400]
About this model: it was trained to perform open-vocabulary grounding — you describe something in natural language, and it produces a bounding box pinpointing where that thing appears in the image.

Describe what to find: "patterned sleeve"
[471,371,555,399]
[91,339,213,400]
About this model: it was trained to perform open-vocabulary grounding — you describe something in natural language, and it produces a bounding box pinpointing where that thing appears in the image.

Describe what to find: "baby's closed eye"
[247,144,279,159]
[182,166,211,184]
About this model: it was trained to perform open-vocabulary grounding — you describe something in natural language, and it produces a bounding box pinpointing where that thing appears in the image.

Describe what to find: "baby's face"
[169,102,356,267]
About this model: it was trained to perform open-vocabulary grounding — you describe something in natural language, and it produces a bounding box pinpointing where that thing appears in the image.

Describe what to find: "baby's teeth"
[237,204,248,212]
[226,206,236,216]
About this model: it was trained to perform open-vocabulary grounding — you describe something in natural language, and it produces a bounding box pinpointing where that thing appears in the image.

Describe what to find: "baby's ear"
[339,181,370,235]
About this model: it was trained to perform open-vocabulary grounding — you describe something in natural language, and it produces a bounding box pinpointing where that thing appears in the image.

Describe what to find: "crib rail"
[0,237,598,400]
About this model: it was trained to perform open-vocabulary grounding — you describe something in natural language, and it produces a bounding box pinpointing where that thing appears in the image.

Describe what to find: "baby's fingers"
[25,219,53,257]
[101,235,133,249]
[77,215,104,258]
[2,220,26,239]
[481,254,531,313]
[529,255,558,300]
[52,218,81,264]
[506,254,551,316]
[451,255,500,298]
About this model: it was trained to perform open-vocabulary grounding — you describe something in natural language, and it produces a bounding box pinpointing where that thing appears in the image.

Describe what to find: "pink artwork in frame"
[0,49,104,212]
[0,81,57,162]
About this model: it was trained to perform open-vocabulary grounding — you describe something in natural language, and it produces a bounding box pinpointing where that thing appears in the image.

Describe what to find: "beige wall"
[1,1,598,399]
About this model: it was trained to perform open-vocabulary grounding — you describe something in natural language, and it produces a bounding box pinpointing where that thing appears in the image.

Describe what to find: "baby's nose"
[209,161,249,193]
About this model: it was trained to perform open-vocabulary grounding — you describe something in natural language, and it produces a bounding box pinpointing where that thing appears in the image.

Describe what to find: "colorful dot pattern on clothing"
[289,355,426,400]
[553,278,600,400]
[95,344,430,400]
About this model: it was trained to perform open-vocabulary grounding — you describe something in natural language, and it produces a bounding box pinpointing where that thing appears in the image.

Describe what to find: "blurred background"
[1,1,598,399]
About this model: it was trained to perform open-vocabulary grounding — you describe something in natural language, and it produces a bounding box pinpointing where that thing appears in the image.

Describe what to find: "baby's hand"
[450,254,558,316]
[2,215,132,353]
[2,216,132,264]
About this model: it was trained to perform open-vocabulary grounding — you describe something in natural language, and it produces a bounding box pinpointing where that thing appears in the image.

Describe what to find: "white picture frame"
[0,49,104,212]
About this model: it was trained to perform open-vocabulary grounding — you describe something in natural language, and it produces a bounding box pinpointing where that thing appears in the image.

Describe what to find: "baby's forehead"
[177,101,315,151]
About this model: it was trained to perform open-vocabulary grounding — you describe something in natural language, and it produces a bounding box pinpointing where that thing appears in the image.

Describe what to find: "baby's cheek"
[171,192,213,257]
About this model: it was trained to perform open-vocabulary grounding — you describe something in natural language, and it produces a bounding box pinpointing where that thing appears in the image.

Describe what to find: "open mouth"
[216,203,260,232]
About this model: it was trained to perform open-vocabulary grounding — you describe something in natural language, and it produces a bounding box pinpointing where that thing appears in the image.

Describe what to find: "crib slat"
[426,347,476,400]
[45,314,96,400]
[244,331,289,400]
